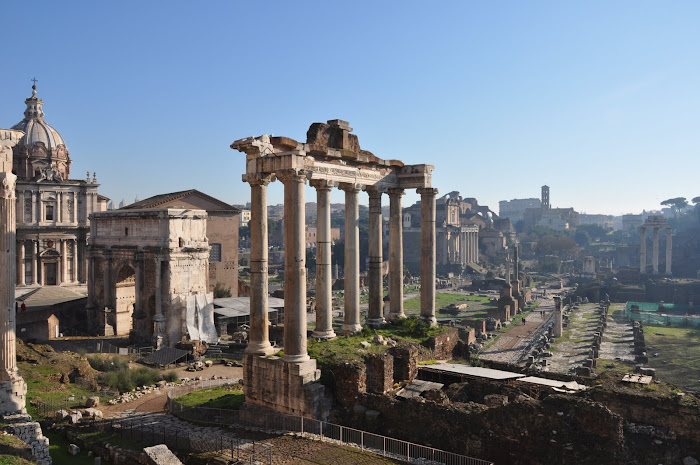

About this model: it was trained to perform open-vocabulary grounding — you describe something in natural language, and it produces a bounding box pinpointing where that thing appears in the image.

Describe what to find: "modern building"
[499,198,541,222]
[11,85,108,287]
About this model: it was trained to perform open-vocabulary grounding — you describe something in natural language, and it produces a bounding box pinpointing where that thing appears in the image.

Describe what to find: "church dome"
[11,84,71,180]
[12,85,66,150]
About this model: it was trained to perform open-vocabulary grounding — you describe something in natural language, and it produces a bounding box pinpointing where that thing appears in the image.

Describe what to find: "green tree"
[213,282,232,298]
[661,197,688,217]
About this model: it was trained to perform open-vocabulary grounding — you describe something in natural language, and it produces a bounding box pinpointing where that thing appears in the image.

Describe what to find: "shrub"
[162,371,179,383]
[87,355,129,372]
[98,366,161,393]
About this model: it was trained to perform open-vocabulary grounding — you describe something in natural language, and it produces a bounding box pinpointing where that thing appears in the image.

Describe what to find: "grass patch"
[644,325,700,391]
[45,429,99,464]
[175,386,245,409]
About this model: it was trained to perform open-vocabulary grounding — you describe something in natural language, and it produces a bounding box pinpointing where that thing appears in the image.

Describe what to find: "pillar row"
[652,227,660,274]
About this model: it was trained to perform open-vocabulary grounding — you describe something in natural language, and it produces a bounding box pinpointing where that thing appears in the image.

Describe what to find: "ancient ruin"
[86,209,213,347]
[232,119,437,418]
[640,215,672,275]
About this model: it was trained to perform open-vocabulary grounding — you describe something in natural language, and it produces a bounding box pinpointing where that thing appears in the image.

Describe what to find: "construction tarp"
[186,293,218,343]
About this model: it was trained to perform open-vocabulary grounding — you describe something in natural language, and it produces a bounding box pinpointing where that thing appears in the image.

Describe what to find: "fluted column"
[665,227,672,275]
[388,188,405,320]
[652,227,660,274]
[418,187,438,326]
[340,183,362,333]
[366,187,385,328]
[640,227,647,273]
[279,169,310,362]
[310,179,336,339]
[17,242,25,286]
[474,231,479,263]
[0,169,20,382]
[244,173,276,355]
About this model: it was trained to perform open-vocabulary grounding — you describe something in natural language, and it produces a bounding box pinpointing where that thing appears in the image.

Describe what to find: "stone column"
[31,191,36,224]
[153,254,166,348]
[72,239,78,283]
[244,173,276,355]
[665,227,672,275]
[61,239,68,284]
[17,242,25,286]
[388,189,405,320]
[0,128,26,413]
[639,227,647,273]
[652,227,660,274]
[553,296,563,338]
[37,240,43,286]
[366,187,385,328]
[279,169,310,363]
[310,179,336,339]
[441,231,448,265]
[103,249,113,309]
[418,187,438,326]
[340,183,362,333]
[474,231,479,263]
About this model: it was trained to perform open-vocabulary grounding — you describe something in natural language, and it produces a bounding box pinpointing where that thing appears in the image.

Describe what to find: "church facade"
[11,85,107,287]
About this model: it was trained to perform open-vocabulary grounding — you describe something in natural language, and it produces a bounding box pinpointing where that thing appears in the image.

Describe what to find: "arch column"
[418,187,438,326]
[310,179,336,339]
[366,187,385,328]
[388,188,405,320]
[245,173,276,355]
[640,226,647,273]
[278,169,310,363]
[665,227,672,275]
[652,227,660,274]
[340,182,362,333]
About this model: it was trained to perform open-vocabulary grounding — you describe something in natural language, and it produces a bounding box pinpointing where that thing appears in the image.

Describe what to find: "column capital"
[0,173,17,200]
[243,173,275,186]
[388,188,405,197]
[417,187,439,197]
[364,185,385,198]
[277,169,308,185]
[309,179,336,191]
[338,182,363,193]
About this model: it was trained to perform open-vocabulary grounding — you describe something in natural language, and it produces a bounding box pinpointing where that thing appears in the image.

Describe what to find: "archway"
[114,265,136,336]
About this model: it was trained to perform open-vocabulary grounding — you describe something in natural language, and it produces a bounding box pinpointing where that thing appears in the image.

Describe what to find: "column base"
[420,315,438,327]
[0,377,27,415]
[283,353,311,363]
[245,341,276,356]
[311,329,336,340]
[366,318,386,329]
[341,323,363,334]
[386,312,406,321]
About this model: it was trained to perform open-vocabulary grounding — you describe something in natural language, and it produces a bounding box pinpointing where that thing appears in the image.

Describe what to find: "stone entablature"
[232,120,438,419]
[87,209,209,346]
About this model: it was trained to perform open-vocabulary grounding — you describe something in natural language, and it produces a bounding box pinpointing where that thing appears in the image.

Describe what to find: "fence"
[624,302,700,328]
[168,381,493,465]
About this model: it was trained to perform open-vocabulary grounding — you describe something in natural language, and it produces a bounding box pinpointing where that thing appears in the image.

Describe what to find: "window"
[45,205,54,221]
[209,243,222,262]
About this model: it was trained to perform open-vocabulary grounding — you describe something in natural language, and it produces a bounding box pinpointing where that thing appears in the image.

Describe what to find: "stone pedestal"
[242,354,329,420]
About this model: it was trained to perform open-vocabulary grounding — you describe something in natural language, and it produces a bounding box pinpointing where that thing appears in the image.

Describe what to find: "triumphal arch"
[232,119,437,419]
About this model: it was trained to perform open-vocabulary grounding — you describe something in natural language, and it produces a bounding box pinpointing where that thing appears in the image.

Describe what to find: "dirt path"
[479,306,553,365]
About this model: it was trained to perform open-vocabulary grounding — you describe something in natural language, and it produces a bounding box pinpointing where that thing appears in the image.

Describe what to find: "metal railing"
[168,381,493,465]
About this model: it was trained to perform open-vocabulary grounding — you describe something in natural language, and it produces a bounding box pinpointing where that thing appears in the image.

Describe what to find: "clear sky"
[1,1,698,215]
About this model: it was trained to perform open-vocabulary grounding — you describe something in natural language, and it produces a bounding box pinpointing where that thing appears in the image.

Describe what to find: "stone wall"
[1,413,51,465]
[365,353,393,395]
[426,327,461,360]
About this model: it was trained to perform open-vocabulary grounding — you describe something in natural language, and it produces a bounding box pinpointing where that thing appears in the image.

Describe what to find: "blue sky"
[1,1,698,215]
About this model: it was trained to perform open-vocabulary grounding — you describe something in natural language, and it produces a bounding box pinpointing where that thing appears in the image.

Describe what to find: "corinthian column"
[0,128,26,413]
[652,227,660,274]
[388,188,405,320]
[278,169,310,363]
[418,187,438,326]
[340,183,362,333]
[244,173,276,355]
[310,179,336,339]
[366,187,385,328]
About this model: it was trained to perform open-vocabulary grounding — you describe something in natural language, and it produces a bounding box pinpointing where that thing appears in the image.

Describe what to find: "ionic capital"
[364,185,385,199]
[338,182,363,193]
[417,187,439,198]
[243,173,276,187]
[0,173,17,200]
[276,169,308,185]
[388,188,405,198]
[309,179,336,191]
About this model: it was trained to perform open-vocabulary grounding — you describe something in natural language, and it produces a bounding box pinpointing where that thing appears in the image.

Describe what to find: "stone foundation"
[2,413,51,465]
[243,354,329,420]
[0,379,27,415]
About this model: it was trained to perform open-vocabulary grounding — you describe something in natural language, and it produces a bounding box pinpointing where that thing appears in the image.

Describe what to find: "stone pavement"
[480,309,551,365]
